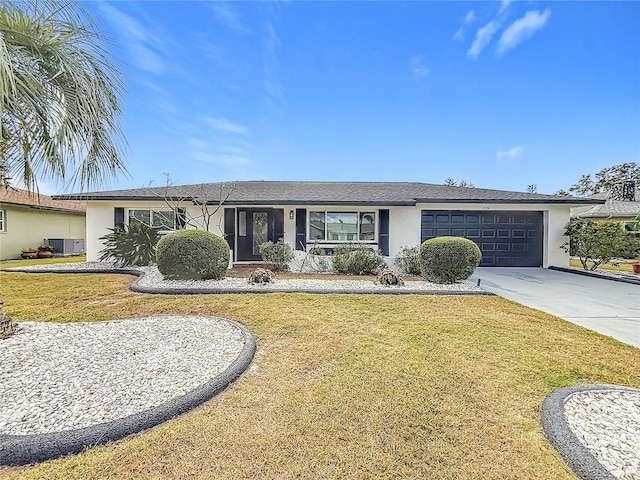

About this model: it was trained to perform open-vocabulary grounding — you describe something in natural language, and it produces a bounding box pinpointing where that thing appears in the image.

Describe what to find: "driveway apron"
[467,268,640,348]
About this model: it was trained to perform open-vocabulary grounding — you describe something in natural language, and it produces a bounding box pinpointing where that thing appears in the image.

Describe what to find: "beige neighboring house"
[571,183,640,231]
[0,188,86,260]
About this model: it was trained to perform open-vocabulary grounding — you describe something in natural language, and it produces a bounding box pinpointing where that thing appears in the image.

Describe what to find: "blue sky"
[61,0,639,195]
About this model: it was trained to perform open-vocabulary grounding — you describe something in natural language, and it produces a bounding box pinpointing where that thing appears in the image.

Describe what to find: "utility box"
[45,239,85,256]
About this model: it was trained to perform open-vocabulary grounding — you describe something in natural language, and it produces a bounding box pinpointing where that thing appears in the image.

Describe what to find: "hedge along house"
[55,181,603,268]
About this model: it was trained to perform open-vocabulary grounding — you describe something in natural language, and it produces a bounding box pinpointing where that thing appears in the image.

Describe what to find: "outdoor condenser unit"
[45,239,85,255]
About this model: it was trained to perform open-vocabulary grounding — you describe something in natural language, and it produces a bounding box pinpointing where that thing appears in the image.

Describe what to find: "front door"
[236,209,284,261]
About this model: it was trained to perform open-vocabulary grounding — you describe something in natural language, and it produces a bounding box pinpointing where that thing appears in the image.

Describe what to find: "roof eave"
[414,198,606,205]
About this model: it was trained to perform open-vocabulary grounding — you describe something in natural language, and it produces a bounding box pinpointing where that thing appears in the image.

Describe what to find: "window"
[0,209,5,232]
[128,209,177,230]
[309,211,376,242]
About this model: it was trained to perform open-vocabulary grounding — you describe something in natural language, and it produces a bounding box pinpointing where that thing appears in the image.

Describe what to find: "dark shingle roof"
[53,181,603,206]
[571,200,640,219]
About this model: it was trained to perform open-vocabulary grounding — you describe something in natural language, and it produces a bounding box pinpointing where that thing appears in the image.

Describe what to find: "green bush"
[394,245,422,275]
[259,238,294,272]
[99,222,161,267]
[156,230,229,280]
[419,237,481,284]
[562,218,637,270]
[332,243,386,275]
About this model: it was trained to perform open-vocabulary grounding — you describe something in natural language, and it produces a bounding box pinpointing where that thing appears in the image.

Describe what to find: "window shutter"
[224,208,235,250]
[114,207,125,229]
[378,209,389,256]
[295,209,307,250]
[274,209,285,241]
[176,207,186,229]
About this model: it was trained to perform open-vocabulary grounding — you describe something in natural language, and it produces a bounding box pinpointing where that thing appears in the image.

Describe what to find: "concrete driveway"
[466,268,640,348]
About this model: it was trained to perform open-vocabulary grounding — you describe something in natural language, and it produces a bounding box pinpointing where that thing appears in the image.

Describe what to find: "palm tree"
[0,0,127,193]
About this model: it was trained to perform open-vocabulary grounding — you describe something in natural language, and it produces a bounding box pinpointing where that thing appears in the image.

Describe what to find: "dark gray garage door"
[421,210,543,267]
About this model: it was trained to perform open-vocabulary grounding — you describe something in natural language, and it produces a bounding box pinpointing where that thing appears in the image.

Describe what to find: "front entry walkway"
[467,268,640,348]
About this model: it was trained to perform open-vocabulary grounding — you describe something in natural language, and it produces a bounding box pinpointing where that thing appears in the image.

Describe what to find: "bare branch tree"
[159,174,235,234]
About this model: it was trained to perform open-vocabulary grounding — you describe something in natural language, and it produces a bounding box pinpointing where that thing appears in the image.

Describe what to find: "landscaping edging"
[549,266,640,286]
[541,384,639,480]
[0,318,256,466]
[7,267,495,296]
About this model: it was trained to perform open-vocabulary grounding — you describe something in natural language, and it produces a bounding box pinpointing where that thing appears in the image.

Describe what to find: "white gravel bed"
[10,262,481,292]
[0,316,245,436]
[564,389,640,480]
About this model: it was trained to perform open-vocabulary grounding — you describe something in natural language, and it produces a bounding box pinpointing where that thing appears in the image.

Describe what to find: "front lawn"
[1,262,638,479]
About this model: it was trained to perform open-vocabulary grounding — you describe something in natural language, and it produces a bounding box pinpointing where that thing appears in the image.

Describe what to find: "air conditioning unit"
[45,239,85,256]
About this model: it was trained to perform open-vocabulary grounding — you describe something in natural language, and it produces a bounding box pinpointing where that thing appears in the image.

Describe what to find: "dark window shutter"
[176,207,186,229]
[273,209,285,241]
[295,209,307,250]
[378,209,389,256]
[114,207,125,229]
[224,208,235,250]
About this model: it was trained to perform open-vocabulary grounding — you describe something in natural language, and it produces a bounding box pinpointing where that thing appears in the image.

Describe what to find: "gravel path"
[564,389,640,480]
[0,316,245,436]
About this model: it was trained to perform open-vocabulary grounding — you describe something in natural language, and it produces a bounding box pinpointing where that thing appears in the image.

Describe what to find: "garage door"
[421,210,543,267]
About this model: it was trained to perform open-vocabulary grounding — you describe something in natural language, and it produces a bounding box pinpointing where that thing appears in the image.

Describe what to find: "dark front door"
[236,209,284,261]
[421,210,543,267]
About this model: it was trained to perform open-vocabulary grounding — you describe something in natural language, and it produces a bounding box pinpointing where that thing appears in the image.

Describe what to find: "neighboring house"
[56,181,602,268]
[0,188,86,260]
[571,184,640,232]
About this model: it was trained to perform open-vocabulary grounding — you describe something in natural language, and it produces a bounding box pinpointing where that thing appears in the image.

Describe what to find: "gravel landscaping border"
[6,263,492,295]
[549,266,640,286]
[0,318,256,466]
[541,384,640,480]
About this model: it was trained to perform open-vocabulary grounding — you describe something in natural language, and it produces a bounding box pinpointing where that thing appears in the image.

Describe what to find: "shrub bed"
[332,243,386,275]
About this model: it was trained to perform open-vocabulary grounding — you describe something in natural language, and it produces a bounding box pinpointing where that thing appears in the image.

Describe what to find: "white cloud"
[204,117,249,135]
[264,22,286,107]
[210,3,250,35]
[453,10,476,42]
[497,146,524,161]
[98,4,166,74]
[499,0,513,14]
[410,54,429,79]
[467,21,499,59]
[497,9,551,56]
[465,10,476,24]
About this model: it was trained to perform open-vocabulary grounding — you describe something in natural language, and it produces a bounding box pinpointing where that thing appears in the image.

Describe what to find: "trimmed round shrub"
[156,230,229,280]
[332,243,386,275]
[419,236,482,284]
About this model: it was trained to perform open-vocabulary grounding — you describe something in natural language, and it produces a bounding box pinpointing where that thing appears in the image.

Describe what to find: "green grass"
[569,257,636,272]
[1,261,638,479]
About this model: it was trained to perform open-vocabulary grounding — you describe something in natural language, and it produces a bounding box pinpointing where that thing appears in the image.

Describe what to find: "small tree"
[444,177,475,188]
[561,219,630,270]
[158,174,235,234]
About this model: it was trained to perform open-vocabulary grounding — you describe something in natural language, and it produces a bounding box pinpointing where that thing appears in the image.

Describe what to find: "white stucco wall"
[85,201,572,267]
